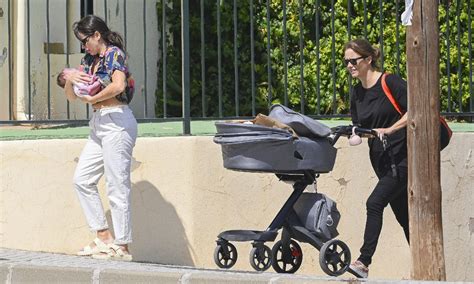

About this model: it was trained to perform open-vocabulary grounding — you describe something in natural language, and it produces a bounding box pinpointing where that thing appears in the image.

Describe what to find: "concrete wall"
[0,0,159,120]
[0,134,473,281]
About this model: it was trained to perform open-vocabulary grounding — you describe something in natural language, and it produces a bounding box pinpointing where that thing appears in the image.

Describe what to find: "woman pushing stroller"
[344,38,410,278]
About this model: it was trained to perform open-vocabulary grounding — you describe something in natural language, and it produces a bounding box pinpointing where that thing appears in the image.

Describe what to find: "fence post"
[181,0,191,135]
[406,0,446,280]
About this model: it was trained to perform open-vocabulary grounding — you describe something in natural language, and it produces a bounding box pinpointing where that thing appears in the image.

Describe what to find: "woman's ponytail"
[73,15,126,52]
[106,31,124,51]
[371,47,381,70]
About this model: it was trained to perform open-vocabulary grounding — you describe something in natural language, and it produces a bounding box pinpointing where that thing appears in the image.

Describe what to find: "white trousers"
[73,105,137,245]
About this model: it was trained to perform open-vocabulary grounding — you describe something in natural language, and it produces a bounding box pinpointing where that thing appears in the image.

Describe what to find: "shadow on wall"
[106,180,194,266]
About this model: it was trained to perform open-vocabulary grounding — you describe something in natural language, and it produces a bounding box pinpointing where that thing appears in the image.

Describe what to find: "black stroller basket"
[212,105,353,276]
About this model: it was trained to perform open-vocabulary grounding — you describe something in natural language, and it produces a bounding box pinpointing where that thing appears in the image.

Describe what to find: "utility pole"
[406,0,446,280]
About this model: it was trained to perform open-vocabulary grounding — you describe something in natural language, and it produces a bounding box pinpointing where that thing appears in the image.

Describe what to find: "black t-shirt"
[350,73,408,176]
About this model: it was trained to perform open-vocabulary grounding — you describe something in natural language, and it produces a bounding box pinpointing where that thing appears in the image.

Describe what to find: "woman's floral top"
[80,45,135,104]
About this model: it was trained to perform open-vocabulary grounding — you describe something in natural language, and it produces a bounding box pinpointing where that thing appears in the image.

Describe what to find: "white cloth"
[73,105,137,245]
[401,0,414,26]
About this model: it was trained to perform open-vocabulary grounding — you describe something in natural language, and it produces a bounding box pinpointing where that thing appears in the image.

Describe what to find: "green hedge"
[155,0,472,118]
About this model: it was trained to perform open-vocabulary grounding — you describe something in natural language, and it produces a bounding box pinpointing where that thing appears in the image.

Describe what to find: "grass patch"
[0,119,472,141]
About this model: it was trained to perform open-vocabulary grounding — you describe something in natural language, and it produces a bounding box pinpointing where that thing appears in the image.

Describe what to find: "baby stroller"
[213,104,376,276]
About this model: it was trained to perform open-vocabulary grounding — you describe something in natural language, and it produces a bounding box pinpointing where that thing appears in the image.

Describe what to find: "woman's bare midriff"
[92,97,126,110]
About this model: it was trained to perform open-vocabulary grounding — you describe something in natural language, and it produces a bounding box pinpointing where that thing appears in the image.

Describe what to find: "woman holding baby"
[59,15,136,261]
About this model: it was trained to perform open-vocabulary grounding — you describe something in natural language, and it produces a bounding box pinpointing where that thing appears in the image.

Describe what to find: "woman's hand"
[374,113,408,140]
[374,127,394,141]
[64,70,91,85]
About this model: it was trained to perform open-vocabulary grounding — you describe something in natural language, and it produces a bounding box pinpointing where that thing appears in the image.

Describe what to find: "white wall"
[4,0,159,120]
[0,0,11,120]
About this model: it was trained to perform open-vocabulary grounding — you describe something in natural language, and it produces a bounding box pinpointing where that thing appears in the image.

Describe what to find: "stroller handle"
[329,125,378,145]
[353,127,378,137]
[331,125,378,136]
[330,125,397,178]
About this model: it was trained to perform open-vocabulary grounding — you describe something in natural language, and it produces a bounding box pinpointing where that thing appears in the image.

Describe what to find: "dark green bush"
[155,0,472,118]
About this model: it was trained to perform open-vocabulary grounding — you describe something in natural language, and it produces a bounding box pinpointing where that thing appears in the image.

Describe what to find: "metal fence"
[1,0,473,134]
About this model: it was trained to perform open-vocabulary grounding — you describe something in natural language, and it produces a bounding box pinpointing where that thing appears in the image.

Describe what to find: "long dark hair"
[73,15,124,51]
[344,38,381,70]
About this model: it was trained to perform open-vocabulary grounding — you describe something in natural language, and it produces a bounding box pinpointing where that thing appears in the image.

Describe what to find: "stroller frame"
[213,126,368,276]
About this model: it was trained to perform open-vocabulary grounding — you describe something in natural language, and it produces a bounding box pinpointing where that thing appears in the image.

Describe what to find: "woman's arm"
[79,71,126,104]
[64,81,77,102]
[389,112,408,133]
[374,112,408,140]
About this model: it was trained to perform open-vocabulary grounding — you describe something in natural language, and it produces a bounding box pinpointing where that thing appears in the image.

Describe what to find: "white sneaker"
[349,260,369,278]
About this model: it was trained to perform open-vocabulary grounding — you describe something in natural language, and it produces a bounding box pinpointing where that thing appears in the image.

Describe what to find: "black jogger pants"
[358,166,410,267]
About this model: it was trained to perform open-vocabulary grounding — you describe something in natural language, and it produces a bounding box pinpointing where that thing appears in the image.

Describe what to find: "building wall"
[0,134,472,281]
[0,0,11,120]
[0,0,159,120]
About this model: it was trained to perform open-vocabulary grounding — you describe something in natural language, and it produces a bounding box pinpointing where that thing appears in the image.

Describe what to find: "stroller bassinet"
[214,105,337,173]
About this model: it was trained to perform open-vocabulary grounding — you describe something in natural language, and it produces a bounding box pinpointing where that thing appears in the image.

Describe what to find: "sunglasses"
[344,56,366,66]
[80,35,91,46]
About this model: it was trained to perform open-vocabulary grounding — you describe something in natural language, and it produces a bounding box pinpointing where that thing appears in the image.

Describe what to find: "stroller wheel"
[214,242,238,269]
[271,240,303,274]
[249,244,272,271]
[319,239,351,276]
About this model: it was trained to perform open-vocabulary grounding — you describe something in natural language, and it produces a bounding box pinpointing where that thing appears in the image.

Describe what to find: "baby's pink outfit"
[73,76,102,97]
[61,68,103,97]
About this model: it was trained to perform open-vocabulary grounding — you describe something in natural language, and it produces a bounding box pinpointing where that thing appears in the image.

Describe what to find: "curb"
[1,262,469,284]
[0,263,356,284]
[1,249,471,284]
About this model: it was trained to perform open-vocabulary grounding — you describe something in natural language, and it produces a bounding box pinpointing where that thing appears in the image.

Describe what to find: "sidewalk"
[0,248,464,284]
[0,248,351,284]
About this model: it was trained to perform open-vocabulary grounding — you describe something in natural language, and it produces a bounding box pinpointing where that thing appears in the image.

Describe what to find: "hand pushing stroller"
[213,104,377,276]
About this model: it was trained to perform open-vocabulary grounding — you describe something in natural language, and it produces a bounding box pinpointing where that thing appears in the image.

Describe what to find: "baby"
[56,68,109,97]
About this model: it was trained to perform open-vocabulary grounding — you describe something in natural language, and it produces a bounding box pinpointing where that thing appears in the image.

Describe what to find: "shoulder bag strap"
[381,73,404,115]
